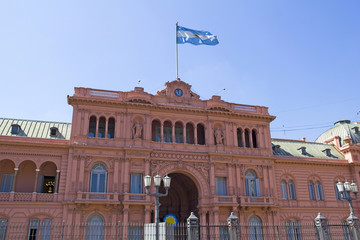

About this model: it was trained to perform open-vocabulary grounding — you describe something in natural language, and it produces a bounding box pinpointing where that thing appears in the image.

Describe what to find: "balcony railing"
[0,192,57,202]
[75,192,120,203]
[238,196,274,206]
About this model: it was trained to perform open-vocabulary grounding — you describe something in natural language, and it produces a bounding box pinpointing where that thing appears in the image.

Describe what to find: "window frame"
[130,173,143,194]
[215,177,227,196]
[90,163,107,193]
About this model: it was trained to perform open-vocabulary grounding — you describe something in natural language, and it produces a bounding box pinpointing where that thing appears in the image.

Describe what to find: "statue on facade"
[214,128,224,145]
[132,121,143,139]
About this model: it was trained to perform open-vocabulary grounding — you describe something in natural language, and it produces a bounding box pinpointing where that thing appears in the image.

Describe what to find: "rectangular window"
[0,174,14,192]
[216,177,227,196]
[335,183,342,201]
[130,174,143,194]
[28,219,40,240]
[0,219,7,240]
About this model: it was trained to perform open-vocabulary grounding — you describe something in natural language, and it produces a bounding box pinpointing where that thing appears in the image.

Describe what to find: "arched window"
[289,181,296,200]
[88,116,97,138]
[249,216,262,240]
[316,181,324,200]
[186,123,194,144]
[90,163,107,193]
[86,214,104,240]
[107,118,115,138]
[152,120,161,142]
[98,117,106,138]
[245,129,250,148]
[308,181,315,200]
[281,181,288,200]
[197,124,205,145]
[286,220,301,240]
[175,122,183,143]
[163,121,172,143]
[237,128,243,147]
[252,129,258,148]
[245,170,260,197]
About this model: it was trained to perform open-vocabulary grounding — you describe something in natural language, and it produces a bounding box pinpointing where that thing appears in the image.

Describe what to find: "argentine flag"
[177,25,219,46]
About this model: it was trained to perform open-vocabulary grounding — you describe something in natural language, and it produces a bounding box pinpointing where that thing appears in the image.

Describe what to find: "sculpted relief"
[132,121,143,139]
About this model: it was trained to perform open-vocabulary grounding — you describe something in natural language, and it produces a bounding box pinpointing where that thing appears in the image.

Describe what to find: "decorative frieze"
[150,152,209,161]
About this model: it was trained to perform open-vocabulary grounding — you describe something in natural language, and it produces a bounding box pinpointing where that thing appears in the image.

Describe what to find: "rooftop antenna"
[214,88,226,95]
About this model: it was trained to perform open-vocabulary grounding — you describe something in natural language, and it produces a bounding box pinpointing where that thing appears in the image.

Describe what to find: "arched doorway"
[159,173,199,223]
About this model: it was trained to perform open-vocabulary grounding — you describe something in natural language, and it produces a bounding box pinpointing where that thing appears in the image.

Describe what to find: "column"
[242,130,245,147]
[122,206,129,239]
[263,166,269,196]
[78,157,86,191]
[145,206,151,223]
[228,164,234,195]
[11,168,19,192]
[115,113,122,139]
[233,124,237,147]
[123,158,130,192]
[210,163,216,195]
[54,170,61,194]
[33,168,40,193]
[172,123,175,143]
[194,125,198,144]
[183,125,186,144]
[236,164,242,196]
[82,110,89,137]
[105,117,109,139]
[249,129,253,148]
[213,207,219,225]
[160,122,164,142]
[95,116,99,138]
[113,159,119,191]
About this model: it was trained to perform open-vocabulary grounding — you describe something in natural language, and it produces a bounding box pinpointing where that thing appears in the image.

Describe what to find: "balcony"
[75,192,120,204]
[0,192,57,202]
[238,196,275,207]
[213,195,238,205]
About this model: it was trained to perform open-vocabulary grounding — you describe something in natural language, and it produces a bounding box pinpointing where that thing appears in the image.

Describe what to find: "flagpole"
[176,22,179,80]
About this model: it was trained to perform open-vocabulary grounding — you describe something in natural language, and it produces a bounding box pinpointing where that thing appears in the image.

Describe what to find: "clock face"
[174,88,183,97]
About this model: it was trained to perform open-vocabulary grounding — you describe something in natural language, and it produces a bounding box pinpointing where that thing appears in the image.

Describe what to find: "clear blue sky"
[1,0,359,142]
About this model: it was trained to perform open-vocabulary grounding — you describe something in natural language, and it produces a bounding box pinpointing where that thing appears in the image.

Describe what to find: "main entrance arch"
[159,173,199,223]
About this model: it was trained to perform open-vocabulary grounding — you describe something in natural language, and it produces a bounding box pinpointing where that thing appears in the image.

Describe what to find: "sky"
[0,0,359,142]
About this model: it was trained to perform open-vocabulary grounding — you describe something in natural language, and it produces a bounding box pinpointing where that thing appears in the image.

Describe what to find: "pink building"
[0,79,359,238]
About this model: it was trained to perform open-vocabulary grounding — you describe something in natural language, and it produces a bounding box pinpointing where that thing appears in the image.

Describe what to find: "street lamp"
[337,179,358,218]
[337,179,360,239]
[144,173,171,240]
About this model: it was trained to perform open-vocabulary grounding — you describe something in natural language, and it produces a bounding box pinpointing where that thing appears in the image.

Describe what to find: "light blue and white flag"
[177,25,219,46]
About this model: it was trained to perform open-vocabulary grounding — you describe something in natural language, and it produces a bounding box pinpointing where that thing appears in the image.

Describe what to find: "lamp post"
[337,179,360,239]
[144,173,171,240]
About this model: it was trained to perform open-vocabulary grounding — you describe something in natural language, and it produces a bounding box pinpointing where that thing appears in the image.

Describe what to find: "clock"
[174,88,183,97]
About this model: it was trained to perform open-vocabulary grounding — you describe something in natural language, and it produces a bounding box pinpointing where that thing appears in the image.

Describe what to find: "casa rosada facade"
[0,79,360,229]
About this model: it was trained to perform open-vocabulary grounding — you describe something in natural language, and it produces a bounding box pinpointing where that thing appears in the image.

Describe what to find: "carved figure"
[214,128,224,145]
[132,121,143,139]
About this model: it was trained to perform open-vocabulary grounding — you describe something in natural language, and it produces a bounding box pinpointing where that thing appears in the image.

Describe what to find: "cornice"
[0,151,63,158]
[68,97,275,122]
[274,156,352,167]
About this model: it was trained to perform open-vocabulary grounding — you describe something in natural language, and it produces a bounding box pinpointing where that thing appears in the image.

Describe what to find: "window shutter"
[281,181,288,200]
[255,178,260,196]
[245,179,250,196]
[0,219,7,240]
[0,174,14,192]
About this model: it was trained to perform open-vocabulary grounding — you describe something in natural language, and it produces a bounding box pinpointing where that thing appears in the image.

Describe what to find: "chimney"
[322,148,331,157]
[298,147,307,155]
